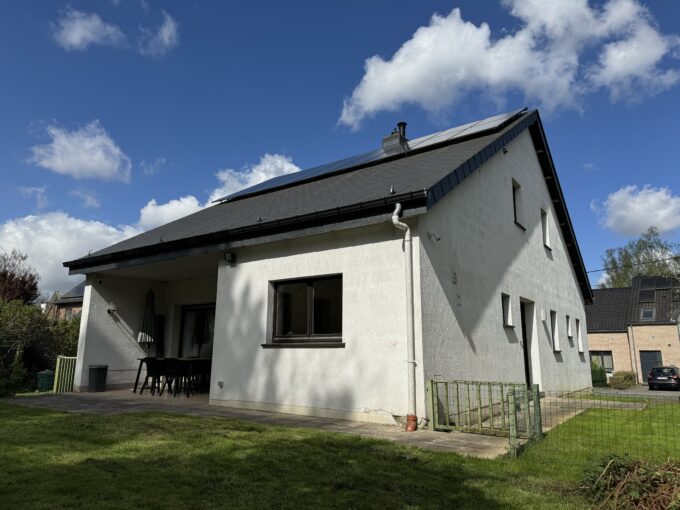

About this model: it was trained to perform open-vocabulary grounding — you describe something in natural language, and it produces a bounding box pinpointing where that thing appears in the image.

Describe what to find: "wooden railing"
[53,356,77,393]
[426,379,543,455]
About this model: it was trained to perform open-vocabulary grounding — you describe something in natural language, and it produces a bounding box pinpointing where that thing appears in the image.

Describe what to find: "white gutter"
[391,203,417,431]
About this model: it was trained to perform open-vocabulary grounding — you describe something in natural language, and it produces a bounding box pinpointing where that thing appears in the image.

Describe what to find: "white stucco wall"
[210,223,425,424]
[73,273,217,390]
[418,130,591,395]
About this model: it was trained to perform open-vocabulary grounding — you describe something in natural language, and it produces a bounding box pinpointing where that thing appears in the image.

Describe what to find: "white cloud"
[589,24,680,101]
[30,120,132,182]
[0,154,300,292]
[139,154,300,228]
[137,196,203,230]
[208,153,300,203]
[52,7,126,51]
[0,212,139,293]
[339,0,680,129]
[595,185,680,236]
[19,186,49,211]
[138,10,179,57]
[69,188,100,209]
[140,157,166,175]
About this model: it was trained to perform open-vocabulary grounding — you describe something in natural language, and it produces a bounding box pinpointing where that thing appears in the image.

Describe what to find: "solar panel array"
[215,108,526,203]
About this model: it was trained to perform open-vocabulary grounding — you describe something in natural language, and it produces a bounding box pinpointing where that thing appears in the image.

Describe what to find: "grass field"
[0,398,677,509]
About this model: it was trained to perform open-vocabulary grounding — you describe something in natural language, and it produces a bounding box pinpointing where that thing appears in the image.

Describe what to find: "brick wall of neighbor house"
[418,130,591,394]
[586,332,631,374]
[630,324,680,382]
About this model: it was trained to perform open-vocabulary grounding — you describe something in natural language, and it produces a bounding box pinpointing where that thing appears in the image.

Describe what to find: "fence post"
[426,380,435,430]
[508,388,518,457]
[523,385,531,438]
[53,355,63,393]
[532,384,543,440]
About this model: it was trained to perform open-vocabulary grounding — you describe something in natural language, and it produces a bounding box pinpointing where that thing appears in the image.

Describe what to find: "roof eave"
[64,190,428,272]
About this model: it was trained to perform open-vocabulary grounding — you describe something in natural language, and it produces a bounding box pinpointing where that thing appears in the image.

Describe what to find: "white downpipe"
[391,203,417,424]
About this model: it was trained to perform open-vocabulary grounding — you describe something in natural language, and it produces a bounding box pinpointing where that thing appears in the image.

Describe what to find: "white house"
[64,108,592,426]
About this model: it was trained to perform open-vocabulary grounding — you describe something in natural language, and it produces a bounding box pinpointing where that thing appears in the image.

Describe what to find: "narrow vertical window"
[541,209,550,248]
[566,314,572,338]
[550,309,560,352]
[576,318,583,353]
[501,293,513,327]
[512,180,523,228]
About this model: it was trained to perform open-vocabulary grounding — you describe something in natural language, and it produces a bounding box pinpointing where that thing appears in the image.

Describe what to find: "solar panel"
[216,108,526,203]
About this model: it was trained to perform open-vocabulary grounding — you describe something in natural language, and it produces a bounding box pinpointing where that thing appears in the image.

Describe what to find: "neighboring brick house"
[45,281,85,320]
[586,276,680,383]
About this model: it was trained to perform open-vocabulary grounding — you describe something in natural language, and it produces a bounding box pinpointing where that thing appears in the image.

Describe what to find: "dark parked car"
[648,366,680,390]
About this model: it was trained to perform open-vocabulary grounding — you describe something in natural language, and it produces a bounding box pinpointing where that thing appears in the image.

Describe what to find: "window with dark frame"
[590,350,614,372]
[273,275,342,343]
[640,305,655,321]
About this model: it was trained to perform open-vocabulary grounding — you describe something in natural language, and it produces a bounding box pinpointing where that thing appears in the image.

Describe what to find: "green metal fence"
[52,355,77,393]
[427,379,543,455]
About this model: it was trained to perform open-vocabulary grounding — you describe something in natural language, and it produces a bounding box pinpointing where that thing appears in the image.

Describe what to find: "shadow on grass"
[0,401,587,510]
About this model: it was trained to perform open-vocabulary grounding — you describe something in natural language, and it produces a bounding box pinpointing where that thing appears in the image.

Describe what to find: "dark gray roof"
[586,275,680,331]
[55,281,85,304]
[63,109,592,303]
[586,288,633,332]
[74,125,507,259]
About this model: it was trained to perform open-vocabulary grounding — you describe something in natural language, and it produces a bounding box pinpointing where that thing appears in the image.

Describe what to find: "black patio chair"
[139,358,165,396]
[164,358,194,397]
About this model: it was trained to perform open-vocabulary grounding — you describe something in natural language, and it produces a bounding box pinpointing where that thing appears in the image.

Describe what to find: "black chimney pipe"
[397,121,407,139]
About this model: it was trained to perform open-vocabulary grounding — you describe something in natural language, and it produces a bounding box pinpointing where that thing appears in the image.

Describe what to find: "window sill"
[514,220,526,231]
[503,324,515,329]
[544,244,552,251]
[262,342,345,349]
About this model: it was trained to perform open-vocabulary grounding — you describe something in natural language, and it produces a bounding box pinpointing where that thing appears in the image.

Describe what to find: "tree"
[0,250,39,303]
[599,227,680,288]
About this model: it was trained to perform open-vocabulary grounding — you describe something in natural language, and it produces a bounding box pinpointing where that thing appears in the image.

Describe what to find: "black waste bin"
[88,365,108,392]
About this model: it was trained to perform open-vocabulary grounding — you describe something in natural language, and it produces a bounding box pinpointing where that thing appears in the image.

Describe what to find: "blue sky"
[0,0,679,292]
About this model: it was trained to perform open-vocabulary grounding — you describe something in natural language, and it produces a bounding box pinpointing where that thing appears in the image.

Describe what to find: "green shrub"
[608,371,637,390]
[0,300,80,395]
[583,455,680,509]
[591,362,608,387]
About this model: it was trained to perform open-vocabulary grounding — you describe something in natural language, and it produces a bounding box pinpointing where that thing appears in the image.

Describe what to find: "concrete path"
[9,390,510,459]
[593,385,680,399]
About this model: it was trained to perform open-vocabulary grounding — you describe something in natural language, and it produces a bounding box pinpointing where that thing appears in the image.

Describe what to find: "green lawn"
[2,399,678,510]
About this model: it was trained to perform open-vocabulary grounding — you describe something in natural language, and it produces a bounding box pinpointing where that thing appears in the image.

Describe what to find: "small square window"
[550,309,560,352]
[640,306,655,321]
[541,209,550,249]
[501,293,513,327]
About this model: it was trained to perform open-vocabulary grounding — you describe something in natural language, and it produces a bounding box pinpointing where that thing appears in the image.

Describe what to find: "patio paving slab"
[9,390,510,459]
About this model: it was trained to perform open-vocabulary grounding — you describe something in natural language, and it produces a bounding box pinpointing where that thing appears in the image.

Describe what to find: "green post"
[523,385,531,438]
[500,383,506,430]
[487,383,494,430]
[466,383,472,430]
[476,382,483,432]
[444,382,451,427]
[53,356,62,393]
[426,380,435,430]
[508,388,518,457]
[532,384,543,440]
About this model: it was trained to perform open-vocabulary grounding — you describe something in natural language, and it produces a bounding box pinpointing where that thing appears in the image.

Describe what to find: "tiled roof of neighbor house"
[55,281,85,304]
[586,287,633,332]
[63,108,592,303]
[586,275,680,331]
